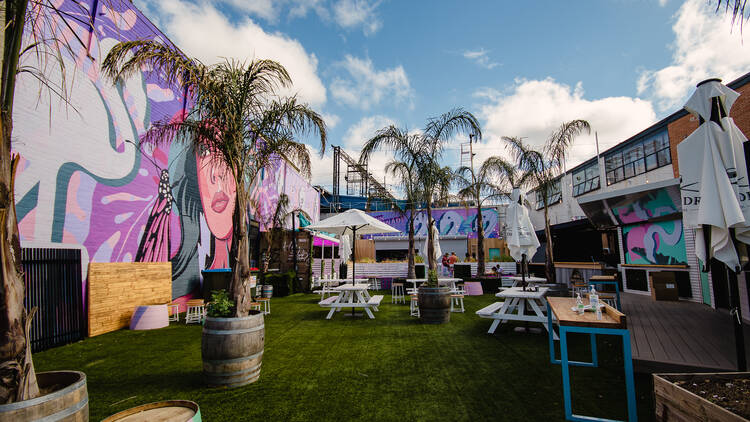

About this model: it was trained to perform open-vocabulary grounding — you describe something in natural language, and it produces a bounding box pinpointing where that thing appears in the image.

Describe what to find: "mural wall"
[249,158,320,231]
[366,208,500,238]
[622,219,687,265]
[12,0,318,300]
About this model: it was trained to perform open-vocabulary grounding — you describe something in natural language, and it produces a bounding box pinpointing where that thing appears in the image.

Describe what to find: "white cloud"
[638,0,750,112]
[475,78,657,169]
[288,0,329,19]
[463,48,500,70]
[321,112,341,129]
[342,115,395,148]
[658,0,668,6]
[330,55,413,110]
[220,0,277,21]
[138,0,327,107]
[332,0,382,35]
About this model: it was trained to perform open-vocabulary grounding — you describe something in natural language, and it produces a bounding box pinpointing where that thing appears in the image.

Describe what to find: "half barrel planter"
[0,370,88,421]
[417,286,452,324]
[201,312,265,388]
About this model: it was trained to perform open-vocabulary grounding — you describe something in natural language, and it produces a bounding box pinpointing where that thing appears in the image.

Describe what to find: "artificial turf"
[34,293,655,421]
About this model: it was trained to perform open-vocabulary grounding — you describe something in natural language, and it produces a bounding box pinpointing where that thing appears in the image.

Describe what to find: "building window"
[572,162,600,197]
[535,179,562,210]
[605,130,670,186]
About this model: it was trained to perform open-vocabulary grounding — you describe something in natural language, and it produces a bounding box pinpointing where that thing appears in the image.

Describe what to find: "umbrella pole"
[726,266,747,371]
[352,226,357,316]
[522,254,527,292]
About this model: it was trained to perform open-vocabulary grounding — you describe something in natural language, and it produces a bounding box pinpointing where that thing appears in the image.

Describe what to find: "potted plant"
[417,270,452,324]
[201,290,264,387]
[102,40,326,388]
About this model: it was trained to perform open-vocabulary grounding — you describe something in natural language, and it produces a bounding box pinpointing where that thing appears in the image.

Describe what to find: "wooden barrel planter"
[0,370,88,421]
[201,312,265,388]
[418,286,452,324]
[102,400,200,422]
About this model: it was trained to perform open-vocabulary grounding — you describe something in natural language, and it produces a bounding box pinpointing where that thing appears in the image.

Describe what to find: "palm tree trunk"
[231,189,252,316]
[0,0,40,402]
[407,210,415,279]
[426,202,435,272]
[543,206,555,283]
[476,205,485,275]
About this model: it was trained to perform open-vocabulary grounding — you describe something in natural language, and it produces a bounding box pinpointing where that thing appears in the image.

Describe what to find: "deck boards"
[621,293,750,372]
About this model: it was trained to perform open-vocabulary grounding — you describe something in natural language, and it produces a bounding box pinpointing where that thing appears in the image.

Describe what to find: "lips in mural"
[211,191,229,213]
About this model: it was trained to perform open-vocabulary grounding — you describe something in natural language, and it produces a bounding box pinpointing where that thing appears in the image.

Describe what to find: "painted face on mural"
[196,145,236,240]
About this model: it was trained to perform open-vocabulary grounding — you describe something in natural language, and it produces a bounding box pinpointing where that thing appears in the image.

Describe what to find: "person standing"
[441,253,450,276]
[448,252,458,276]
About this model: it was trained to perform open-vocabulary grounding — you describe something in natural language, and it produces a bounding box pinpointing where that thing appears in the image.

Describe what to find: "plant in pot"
[417,269,452,324]
[102,40,326,388]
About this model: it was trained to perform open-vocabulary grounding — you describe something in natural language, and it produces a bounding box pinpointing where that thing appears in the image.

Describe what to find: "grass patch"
[35,293,654,421]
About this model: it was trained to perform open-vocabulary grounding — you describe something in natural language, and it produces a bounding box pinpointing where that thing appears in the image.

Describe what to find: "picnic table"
[318,283,384,319]
[405,278,462,293]
[502,275,546,288]
[545,297,635,422]
[475,286,554,336]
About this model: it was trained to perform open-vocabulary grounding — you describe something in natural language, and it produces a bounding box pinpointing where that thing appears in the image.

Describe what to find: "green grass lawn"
[35,293,655,421]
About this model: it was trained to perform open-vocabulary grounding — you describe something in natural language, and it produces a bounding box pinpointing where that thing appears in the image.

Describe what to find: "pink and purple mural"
[12,0,317,300]
[365,208,500,238]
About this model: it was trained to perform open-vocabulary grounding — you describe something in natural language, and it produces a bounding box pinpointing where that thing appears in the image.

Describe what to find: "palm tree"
[102,41,326,316]
[714,0,748,30]
[454,156,508,275]
[360,109,481,275]
[503,119,590,283]
[0,0,89,402]
[359,126,422,279]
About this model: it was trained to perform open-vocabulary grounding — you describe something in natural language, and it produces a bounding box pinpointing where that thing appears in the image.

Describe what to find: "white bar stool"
[410,294,420,317]
[391,281,405,304]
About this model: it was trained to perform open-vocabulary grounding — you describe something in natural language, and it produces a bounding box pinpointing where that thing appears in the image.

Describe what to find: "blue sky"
[135,0,750,196]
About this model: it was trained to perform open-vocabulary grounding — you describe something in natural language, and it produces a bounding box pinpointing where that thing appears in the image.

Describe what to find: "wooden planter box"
[654,372,750,421]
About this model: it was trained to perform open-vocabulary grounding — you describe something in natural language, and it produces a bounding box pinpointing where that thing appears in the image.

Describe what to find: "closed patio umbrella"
[677,78,748,371]
[505,188,540,289]
[422,222,442,274]
[339,234,352,275]
[305,209,400,285]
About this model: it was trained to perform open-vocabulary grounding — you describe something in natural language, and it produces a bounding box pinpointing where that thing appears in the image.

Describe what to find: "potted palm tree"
[102,41,326,387]
[361,109,481,323]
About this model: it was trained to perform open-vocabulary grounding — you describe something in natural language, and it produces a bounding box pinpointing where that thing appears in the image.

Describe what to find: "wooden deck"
[621,292,750,373]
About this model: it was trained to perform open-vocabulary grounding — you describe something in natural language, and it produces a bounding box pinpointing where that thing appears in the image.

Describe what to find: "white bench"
[368,295,384,306]
[318,296,340,307]
[475,301,505,317]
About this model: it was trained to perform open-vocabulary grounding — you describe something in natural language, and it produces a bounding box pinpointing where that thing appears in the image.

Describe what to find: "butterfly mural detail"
[135,169,174,263]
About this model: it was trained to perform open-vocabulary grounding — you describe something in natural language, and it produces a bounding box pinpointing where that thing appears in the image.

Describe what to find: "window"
[604,130,671,185]
[535,179,562,210]
[572,161,600,197]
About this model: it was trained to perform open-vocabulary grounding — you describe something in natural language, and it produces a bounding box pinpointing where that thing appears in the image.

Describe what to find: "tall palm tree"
[454,156,508,275]
[714,0,748,30]
[360,109,481,274]
[1,0,88,402]
[102,41,326,316]
[359,126,422,278]
[503,119,590,283]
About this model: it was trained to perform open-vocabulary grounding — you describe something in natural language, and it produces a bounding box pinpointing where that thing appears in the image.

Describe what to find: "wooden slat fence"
[21,248,85,353]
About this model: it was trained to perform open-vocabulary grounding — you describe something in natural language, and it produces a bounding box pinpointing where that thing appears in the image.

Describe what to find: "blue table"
[588,276,621,311]
[546,297,636,422]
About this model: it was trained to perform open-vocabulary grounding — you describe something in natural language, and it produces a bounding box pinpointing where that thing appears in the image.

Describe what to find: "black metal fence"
[22,248,86,352]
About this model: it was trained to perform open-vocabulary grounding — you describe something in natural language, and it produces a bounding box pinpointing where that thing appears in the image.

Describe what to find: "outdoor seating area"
[34,292,658,421]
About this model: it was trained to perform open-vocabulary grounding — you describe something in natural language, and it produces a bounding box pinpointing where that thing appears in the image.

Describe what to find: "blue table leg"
[548,302,598,367]
[557,325,638,422]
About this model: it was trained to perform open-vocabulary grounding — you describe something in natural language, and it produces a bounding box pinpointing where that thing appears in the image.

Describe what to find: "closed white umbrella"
[305,209,400,284]
[505,188,540,288]
[340,234,352,264]
[421,223,442,275]
[677,78,748,371]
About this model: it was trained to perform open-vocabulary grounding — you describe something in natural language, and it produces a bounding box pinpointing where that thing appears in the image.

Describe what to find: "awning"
[577,178,682,229]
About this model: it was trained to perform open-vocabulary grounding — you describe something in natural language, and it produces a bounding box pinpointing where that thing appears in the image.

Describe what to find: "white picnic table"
[502,276,546,288]
[405,278,462,292]
[475,286,557,338]
[318,283,384,319]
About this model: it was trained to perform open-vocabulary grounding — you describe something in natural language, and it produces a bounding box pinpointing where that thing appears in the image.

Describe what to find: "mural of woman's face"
[196,146,236,239]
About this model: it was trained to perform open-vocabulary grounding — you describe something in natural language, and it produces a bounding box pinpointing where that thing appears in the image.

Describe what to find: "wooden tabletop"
[332,283,370,291]
[547,297,627,329]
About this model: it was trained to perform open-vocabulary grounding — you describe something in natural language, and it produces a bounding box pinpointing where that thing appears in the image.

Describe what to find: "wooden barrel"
[0,370,88,421]
[201,313,264,387]
[102,400,200,422]
[417,287,452,324]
